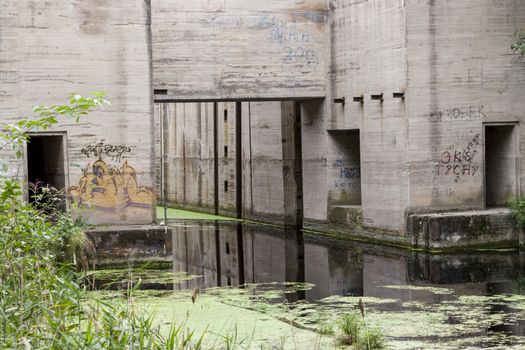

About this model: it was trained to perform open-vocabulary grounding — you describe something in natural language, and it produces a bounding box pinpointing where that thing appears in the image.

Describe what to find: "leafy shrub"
[508,197,525,228]
[337,313,362,345]
[0,94,211,349]
[356,326,385,350]
[336,312,385,349]
[317,320,335,336]
[512,30,525,56]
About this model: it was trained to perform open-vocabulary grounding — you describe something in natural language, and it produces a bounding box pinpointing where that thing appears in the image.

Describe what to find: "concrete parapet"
[86,225,172,260]
[303,219,412,250]
[408,209,518,251]
[303,208,521,252]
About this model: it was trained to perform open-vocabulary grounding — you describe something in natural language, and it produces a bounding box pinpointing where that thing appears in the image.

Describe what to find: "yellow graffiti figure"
[68,159,153,211]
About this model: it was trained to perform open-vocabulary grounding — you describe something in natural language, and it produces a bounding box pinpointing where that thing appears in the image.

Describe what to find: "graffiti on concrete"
[340,166,361,179]
[81,142,132,163]
[333,158,361,189]
[258,14,319,64]
[428,106,486,122]
[68,159,153,212]
[434,133,481,184]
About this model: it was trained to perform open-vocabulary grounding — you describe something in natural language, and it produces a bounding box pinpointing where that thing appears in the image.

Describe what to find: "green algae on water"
[87,269,203,285]
[156,206,236,221]
[380,284,454,295]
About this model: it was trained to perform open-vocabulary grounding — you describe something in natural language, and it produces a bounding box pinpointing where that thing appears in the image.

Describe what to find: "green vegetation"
[316,320,335,336]
[0,94,218,349]
[509,197,525,228]
[336,313,362,346]
[359,327,385,350]
[335,313,384,349]
[512,30,525,56]
[156,206,237,221]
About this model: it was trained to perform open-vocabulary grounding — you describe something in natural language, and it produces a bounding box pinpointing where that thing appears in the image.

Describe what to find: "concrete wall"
[151,0,328,101]
[155,0,525,242]
[321,0,525,235]
[155,102,218,213]
[4,0,525,239]
[156,101,296,223]
[150,102,240,215]
[242,102,285,222]
[155,103,211,212]
[325,0,409,232]
[406,0,525,212]
[0,0,155,225]
[301,99,329,222]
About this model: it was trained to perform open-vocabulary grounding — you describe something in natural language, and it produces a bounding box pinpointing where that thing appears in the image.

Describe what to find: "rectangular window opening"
[224,180,229,193]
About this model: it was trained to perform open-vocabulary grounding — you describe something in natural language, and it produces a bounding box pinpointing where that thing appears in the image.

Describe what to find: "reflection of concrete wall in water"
[171,222,240,289]
[219,225,241,286]
[243,225,287,283]
[362,253,521,302]
[171,224,219,290]
[305,243,363,300]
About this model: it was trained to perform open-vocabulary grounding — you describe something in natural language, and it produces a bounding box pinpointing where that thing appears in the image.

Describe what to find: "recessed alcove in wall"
[328,129,362,206]
[484,124,518,207]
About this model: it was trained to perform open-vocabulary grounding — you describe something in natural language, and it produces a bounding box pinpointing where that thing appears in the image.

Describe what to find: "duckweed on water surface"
[380,285,455,295]
[90,266,525,349]
[156,206,236,221]
[88,268,203,286]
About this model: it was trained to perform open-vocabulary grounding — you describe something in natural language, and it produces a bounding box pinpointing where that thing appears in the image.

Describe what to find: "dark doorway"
[27,134,66,208]
[485,125,518,207]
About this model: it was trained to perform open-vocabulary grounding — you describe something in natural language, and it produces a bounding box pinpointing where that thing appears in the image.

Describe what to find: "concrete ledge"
[303,219,413,250]
[408,209,518,250]
[328,205,363,229]
[86,225,172,259]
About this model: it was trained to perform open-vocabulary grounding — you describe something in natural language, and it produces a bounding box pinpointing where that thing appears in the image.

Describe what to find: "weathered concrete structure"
[0,0,155,225]
[155,101,300,225]
[154,0,525,249]
[151,0,328,101]
[2,0,525,249]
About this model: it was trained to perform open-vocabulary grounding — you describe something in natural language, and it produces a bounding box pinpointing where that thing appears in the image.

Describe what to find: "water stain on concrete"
[74,0,108,35]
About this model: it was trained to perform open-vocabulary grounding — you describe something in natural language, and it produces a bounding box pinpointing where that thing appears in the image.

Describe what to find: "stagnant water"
[91,220,525,349]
